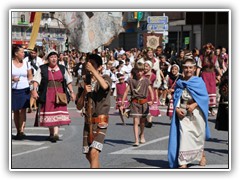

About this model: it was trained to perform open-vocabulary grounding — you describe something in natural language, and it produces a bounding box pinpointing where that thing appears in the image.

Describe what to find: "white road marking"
[116,150,168,155]
[189,164,229,168]
[12,141,45,146]
[110,136,169,155]
[12,146,49,157]
[12,127,65,131]
[11,133,63,137]
[128,164,229,169]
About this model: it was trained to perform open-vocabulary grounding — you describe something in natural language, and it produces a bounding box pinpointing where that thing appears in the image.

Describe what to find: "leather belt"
[131,98,148,104]
[91,115,109,124]
[48,81,62,87]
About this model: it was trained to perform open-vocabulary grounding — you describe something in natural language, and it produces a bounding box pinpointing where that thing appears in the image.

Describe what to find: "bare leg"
[89,148,100,168]
[139,118,146,143]
[33,99,37,110]
[13,110,20,133]
[54,126,59,136]
[199,150,207,166]
[162,90,167,106]
[19,109,26,133]
[119,109,125,125]
[133,117,139,145]
[146,116,153,128]
[27,97,34,113]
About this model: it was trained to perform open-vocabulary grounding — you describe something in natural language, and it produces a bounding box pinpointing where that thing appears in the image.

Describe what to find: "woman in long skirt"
[32,51,76,142]
[168,57,211,168]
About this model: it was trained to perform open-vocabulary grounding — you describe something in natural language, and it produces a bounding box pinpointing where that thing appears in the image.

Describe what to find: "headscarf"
[144,60,153,68]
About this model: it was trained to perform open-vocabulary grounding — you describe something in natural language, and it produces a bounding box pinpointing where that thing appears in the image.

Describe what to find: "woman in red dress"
[196,43,222,116]
[32,51,76,142]
[144,60,160,128]
[115,73,129,125]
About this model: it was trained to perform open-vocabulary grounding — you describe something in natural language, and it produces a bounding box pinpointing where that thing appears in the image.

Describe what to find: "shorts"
[82,122,108,154]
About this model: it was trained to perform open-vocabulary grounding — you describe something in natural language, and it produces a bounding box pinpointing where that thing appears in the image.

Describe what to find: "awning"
[12,40,29,45]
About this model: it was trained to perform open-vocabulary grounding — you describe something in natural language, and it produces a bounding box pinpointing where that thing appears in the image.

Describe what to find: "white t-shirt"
[12,61,31,89]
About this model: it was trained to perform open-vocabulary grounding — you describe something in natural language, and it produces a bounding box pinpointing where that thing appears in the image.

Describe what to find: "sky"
[2,0,238,179]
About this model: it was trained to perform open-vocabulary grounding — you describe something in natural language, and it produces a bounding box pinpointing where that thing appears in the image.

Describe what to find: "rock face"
[62,12,124,53]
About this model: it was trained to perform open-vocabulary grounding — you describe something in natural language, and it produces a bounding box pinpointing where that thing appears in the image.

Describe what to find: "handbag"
[56,92,67,105]
[50,71,67,105]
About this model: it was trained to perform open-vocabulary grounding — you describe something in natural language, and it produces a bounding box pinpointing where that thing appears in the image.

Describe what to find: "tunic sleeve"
[32,68,42,84]
[197,57,202,68]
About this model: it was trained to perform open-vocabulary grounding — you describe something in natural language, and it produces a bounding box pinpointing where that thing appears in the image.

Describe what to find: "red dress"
[166,75,179,117]
[39,70,71,127]
[144,73,160,117]
[115,82,129,109]
[199,55,217,107]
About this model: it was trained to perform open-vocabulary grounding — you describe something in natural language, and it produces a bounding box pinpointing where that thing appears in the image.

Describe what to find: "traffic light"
[133,12,143,21]
[134,12,138,19]
[137,12,143,21]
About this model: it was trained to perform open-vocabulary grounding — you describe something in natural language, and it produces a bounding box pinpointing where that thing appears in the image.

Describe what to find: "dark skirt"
[215,98,228,131]
[12,88,30,111]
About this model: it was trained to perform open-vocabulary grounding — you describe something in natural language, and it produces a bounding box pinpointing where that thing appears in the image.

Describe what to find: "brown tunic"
[91,75,112,117]
[127,77,150,118]
[82,74,112,154]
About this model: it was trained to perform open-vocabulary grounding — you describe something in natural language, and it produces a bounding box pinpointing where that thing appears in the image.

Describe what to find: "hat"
[144,60,153,68]
[47,50,58,59]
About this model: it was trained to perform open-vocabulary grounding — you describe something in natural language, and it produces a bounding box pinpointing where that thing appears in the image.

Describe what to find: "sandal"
[132,142,139,147]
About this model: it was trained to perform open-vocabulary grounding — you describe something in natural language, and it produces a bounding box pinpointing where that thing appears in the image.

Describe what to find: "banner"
[28,12,42,50]
[62,12,124,53]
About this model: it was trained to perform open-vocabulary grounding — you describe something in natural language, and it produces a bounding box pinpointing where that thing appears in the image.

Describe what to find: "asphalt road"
[11,82,229,170]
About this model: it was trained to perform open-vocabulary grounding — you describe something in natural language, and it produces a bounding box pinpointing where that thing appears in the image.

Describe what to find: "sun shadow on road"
[152,121,171,126]
[204,147,229,155]
[12,135,48,142]
[104,139,133,146]
[132,158,169,168]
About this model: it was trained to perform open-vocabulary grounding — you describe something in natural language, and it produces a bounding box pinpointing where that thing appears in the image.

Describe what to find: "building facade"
[108,11,229,53]
[11,11,229,54]
[11,11,67,53]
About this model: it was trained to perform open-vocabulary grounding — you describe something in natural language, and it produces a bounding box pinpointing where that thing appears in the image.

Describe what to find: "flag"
[29,12,36,23]
[28,12,42,50]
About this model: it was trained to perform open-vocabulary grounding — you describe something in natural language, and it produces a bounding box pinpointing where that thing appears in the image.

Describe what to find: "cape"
[168,76,211,168]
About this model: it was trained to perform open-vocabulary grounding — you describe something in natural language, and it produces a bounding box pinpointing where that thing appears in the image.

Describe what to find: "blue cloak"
[168,76,211,168]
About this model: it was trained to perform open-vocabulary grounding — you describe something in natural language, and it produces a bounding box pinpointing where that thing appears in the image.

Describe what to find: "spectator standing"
[12,45,33,139]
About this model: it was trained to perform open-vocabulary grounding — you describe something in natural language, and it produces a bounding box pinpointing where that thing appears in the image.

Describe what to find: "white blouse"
[33,66,73,85]
[12,61,31,89]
